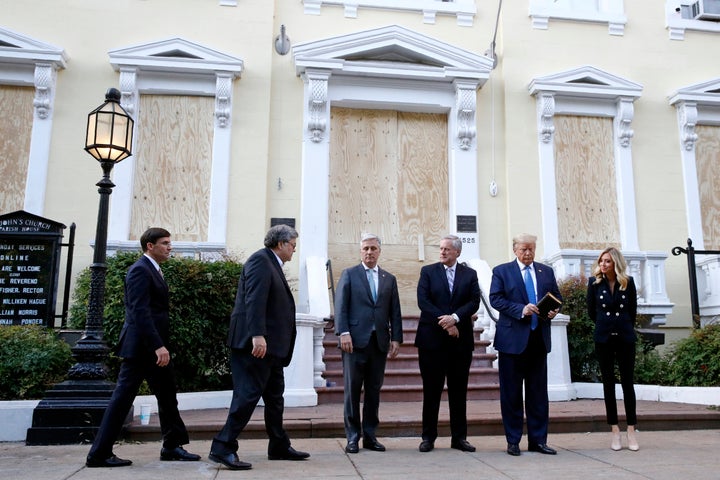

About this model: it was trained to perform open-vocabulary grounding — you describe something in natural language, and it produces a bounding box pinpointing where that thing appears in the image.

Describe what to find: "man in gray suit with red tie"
[86,227,200,467]
[489,233,562,457]
[415,235,480,453]
[334,233,403,454]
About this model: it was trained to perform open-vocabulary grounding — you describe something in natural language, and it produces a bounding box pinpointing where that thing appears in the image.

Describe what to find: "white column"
[547,313,577,401]
[614,97,639,251]
[451,79,480,260]
[535,93,560,255]
[282,314,324,406]
[24,63,58,215]
[298,70,331,316]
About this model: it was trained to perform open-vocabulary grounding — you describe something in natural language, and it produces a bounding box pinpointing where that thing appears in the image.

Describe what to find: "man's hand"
[155,346,170,367]
[437,314,457,331]
[252,336,267,358]
[446,325,459,338]
[340,333,353,353]
[548,308,560,319]
[522,303,539,317]
[388,340,400,358]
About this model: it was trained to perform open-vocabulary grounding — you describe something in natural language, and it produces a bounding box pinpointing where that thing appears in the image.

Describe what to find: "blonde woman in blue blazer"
[586,247,639,452]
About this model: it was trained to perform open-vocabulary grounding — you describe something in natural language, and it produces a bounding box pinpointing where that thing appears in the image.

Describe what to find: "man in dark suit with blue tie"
[209,224,309,471]
[489,233,562,457]
[334,234,403,454]
[415,235,480,453]
[86,227,200,467]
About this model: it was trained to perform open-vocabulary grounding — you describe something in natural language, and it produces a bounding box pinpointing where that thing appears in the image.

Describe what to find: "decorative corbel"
[537,93,555,143]
[32,63,54,120]
[616,97,635,148]
[306,72,329,143]
[455,81,477,150]
[118,67,138,116]
[215,73,233,128]
[678,101,698,152]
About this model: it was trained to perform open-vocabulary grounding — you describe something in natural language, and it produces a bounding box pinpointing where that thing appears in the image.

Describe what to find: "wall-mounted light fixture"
[274,24,291,55]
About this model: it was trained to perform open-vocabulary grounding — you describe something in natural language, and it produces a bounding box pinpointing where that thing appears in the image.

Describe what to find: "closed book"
[537,292,562,317]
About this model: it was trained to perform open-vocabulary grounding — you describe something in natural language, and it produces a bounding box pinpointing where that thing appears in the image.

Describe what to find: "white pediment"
[528,65,642,99]
[0,26,67,68]
[293,25,493,81]
[109,38,243,75]
[669,78,720,106]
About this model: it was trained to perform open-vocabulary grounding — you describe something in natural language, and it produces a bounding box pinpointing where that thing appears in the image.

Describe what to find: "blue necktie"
[524,265,538,330]
[367,269,377,303]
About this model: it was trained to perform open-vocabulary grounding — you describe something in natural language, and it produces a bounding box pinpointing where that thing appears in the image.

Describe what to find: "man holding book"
[489,233,562,457]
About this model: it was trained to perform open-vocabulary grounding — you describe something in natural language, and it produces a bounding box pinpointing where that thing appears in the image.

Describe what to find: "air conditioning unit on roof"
[681,0,720,21]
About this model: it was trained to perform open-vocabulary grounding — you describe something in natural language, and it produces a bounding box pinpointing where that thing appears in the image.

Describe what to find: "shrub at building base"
[0,326,73,400]
[68,251,243,392]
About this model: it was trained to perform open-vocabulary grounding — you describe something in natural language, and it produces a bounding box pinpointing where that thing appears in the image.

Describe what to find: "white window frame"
[668,78,720,248]
[529,0,627,35]
[303,0,476,26]
[107,38,243,251]
[665,0,720,40]
[669,78,720,323]
[292,24,493,316]
[0,27,67,216]
[527,65,642,255]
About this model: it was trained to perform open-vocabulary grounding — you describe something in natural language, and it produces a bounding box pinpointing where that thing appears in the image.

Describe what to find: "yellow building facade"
[3,0,720,349]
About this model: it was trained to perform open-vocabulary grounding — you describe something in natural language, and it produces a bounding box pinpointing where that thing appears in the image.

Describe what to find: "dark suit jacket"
[227,247,297,366]
[334,263,403,351]
[489,260,561,355]
[587,276,637,343]
[415,262,481,351]
[117,255,169,359]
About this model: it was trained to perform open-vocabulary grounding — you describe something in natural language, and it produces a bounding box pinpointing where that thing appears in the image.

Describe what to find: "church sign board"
[0,210,66,328]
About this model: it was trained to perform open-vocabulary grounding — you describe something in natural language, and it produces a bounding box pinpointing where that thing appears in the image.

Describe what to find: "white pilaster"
[614,97,639,251]
[547,313,577,401]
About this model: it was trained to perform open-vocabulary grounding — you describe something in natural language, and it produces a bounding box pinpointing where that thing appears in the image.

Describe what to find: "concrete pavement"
[2,430,719,480]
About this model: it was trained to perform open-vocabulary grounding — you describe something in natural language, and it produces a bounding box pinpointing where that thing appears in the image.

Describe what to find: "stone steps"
[318,316,499,404]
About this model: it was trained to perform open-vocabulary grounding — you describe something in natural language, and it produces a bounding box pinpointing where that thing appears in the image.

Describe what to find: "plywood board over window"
[554,115,620,250]
[695,125,720,250]
[328,107,448,315]
[0,85,34,213]
[130,95,213,242]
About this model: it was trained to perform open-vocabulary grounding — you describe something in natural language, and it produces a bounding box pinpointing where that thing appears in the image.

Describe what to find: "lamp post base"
[25,379,131,445]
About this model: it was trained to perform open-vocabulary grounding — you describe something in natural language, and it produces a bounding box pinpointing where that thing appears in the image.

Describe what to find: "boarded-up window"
[696,125,720,250]
[328,107,448,315]
[130,95,213,242]
[554,115,620,250]
[0,85,34,213]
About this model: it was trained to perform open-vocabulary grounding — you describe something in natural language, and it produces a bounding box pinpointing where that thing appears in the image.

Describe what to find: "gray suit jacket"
[334,263,403,352]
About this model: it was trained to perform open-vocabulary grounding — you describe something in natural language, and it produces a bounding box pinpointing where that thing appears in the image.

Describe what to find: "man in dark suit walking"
[489,233,562,457]
[86,227,201,467]
[209,224,309,471]
[415,235,480,453]
[334,233,403,454]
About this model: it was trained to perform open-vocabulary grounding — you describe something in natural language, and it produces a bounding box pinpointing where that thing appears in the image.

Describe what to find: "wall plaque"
[0,210,65,327]
[456,215,477,233]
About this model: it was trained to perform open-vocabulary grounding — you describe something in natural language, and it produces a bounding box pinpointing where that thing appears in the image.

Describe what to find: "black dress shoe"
[208,451,252,470]
[345,441,359,453]
[418,440,434,452]
[451,439,476,452]
[506,443,521,456]
[86,454,133,468]
[160,446,201,461]
[528,443,557,455]
[268,446,310,461]
[363,438,386,452]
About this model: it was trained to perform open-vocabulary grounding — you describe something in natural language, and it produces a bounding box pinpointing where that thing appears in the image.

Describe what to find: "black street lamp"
[26,88,134,445]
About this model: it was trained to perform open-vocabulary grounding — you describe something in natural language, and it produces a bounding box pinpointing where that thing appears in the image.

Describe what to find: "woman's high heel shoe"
[627,426,639,451]
[610,426,621,451]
